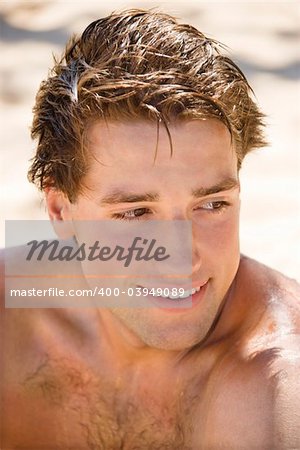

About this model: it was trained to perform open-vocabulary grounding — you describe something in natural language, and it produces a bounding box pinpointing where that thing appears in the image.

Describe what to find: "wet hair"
[28,8,267,202]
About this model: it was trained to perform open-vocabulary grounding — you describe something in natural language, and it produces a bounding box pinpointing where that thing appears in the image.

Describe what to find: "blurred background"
[0,0,299,280]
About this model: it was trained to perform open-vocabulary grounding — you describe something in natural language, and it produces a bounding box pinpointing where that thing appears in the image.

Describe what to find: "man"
[1,9,299,449]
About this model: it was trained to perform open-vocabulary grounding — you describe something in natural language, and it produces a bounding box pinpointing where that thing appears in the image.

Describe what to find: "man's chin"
[110,308,212,352]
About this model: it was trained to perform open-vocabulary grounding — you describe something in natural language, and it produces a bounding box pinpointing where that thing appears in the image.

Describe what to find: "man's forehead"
[86,117,232,147]
[85,118,235,171]
[83,118,238,200]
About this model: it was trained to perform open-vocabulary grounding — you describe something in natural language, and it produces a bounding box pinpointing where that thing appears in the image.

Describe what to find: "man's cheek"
[194,216,239,253]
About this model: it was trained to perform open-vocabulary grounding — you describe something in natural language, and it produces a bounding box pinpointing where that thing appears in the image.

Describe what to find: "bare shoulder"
[209,256,300,449]
[238,254,300,297]
[231,255,300,376]
[197,256,299,448]
[243,258,300,450]
[237,254,300,330]
[0,247,102,448]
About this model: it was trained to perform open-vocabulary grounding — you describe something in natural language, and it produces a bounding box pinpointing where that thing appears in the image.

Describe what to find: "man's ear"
[44,188,74,239]
[44,188,72,220]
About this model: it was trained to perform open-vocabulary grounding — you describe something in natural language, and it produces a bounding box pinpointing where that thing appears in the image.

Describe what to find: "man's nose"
[163,211,203,277]
[192,227,202,276]
[155,218,198,279]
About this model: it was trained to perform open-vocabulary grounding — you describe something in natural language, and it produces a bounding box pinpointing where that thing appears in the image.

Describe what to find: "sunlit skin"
[50,119,241,353]
[1,119,300,449]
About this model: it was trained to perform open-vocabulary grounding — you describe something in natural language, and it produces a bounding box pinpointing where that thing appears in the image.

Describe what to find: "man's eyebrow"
[99,177,239,205]
[191,177,239,198]
[99,191,159,205]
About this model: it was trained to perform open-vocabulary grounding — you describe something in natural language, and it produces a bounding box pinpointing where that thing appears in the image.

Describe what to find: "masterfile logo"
[25,237,170,266]
[5,220,192,309]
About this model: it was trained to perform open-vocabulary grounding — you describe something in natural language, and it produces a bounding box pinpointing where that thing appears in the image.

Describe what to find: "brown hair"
[28,8,267,202]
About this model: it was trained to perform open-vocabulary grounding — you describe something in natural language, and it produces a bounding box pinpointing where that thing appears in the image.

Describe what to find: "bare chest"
[5,355,202,450]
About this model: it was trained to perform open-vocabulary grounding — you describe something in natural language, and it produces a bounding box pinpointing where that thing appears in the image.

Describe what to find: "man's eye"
[112,208,151,221]
[198,201,230,212]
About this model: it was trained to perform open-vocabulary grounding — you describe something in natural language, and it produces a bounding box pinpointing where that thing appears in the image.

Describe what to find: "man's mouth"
[136,281,209,308]
[147,285,201,300]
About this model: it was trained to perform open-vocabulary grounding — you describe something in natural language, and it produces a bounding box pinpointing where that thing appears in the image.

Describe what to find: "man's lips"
[137,279,210,311]
[137,280,209,291]
[135,280,209,304]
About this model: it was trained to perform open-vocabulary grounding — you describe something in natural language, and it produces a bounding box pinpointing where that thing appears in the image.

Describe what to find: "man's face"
[59,118,240,351]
